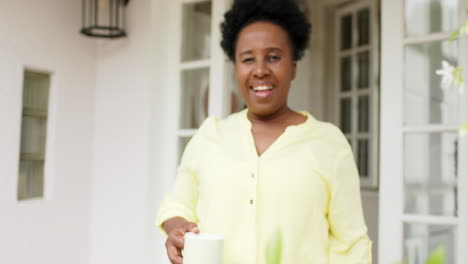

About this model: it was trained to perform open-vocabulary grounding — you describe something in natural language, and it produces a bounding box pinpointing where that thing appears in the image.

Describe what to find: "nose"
[253,60,270,78]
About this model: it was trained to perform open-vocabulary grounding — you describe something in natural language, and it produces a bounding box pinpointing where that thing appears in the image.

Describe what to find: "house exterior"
[0,0,466,264]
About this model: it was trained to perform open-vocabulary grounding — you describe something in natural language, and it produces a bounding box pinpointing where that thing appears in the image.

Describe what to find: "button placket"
[250,172,256,205]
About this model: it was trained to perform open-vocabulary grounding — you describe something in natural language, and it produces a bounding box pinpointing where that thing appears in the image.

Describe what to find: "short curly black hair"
[220,0,311,62]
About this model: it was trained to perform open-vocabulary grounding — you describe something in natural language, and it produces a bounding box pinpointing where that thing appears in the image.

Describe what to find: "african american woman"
[156,0,372,263]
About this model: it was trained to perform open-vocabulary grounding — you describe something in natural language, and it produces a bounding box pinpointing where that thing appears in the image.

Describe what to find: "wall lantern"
[80,0,130,38]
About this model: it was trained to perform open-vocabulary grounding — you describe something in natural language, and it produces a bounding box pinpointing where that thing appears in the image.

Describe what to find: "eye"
[242,57,254,64]
[267,55,280,62]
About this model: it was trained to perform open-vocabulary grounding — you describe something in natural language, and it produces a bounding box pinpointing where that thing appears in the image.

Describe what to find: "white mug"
[183,232,224,264]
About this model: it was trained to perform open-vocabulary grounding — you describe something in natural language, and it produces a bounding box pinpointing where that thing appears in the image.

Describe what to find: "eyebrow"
[238,47,283,57]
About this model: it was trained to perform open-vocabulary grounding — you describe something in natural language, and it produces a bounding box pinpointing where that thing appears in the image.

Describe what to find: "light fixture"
[80,0,130,38]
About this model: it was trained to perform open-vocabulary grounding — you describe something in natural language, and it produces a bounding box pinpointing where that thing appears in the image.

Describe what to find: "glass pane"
[223,63,246,114]
[341,56,352,92]
[357,51,370,89]
[181,1,212,62]
[340,98,352,133]
[357,8,370,46]
[180,68,210,129]
[405,0,459,37]
[18,159,44,200]
[178,137,192,163]
[404,41,459,126]
[358,95,369,132]
[20,116,47,155]
[340,14,352,50]
[358,139,369,178]
[404,132,458,216]
[23,71,50,110]
[404,223,455,264]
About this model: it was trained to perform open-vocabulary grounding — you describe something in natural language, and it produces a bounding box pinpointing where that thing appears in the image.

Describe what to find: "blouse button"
[250,199,254,205]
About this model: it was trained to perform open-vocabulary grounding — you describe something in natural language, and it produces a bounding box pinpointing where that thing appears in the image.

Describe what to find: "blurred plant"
[426,246,446,264]
[435,3,468,137]
[393,245,446,264]
[265,230,282,264]
[435,60,463,92]
[460,122,468,137]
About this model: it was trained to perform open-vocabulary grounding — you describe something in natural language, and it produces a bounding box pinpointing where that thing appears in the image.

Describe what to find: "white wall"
[0,1,380,264]
[0,1,177,264]
[89,0,170,263]
[0,1,96,264]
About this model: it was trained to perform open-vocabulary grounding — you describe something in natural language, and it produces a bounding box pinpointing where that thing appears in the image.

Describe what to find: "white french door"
[163,0,234,172]
[380,0,468,263]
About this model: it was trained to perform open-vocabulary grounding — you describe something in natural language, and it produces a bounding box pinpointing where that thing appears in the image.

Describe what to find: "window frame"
[17,67,57,203]
[333,0,380,189]
[379,0,468,262]
[162,0,232,185]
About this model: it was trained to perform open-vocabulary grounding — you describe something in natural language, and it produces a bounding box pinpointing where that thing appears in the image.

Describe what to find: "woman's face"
[235,21,297,117]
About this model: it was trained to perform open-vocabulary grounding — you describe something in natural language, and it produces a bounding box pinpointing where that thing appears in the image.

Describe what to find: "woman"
[156,0,372,263]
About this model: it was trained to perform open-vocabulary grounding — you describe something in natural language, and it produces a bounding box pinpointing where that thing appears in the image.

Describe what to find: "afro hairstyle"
[220,0,311,62]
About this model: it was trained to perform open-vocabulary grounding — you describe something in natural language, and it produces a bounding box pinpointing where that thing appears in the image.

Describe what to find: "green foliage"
[393,245,446,264]
[452,66,464,86]
[460,122,468,137]
[426,245,445,264]
[445,18,467,87]
[449,21,468,41]
[265,230,282,264]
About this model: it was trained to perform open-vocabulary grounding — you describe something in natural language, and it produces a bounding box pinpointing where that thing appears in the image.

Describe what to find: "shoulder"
[314,121,350,152]
[196,110,246,141]
[300,112,350,153]
[298,113,353,167]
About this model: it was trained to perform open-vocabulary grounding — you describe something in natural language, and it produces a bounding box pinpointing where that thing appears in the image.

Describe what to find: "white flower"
[435,60,455,90]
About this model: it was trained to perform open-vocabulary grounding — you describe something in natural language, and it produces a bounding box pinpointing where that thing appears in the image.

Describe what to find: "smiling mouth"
[250,85,274,92]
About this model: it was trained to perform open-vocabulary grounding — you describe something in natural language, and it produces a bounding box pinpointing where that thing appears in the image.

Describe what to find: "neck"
[247,106,295,125]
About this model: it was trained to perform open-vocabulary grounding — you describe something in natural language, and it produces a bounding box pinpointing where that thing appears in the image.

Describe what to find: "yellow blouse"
[156,110,372,264]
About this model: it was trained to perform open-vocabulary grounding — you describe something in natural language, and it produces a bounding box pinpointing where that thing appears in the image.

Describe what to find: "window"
[175,0,242,162]
[335,0,379,189]
[17,70,50,201]
[379,0,467,263]
[177,0,212,160]
[402,0,460,262]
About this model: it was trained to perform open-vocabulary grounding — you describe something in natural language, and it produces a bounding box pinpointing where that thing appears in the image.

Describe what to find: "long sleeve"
[155,118,214,235]
[328,149,372,263]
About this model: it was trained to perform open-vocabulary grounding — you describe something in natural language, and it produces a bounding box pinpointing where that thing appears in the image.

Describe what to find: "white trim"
[402,215,458,226]
[402,125,459,134]
[177,129,198,137]
[338,89,371,97]
[180,60,211,70]
[379,0,404,261]
[404,32,453,46]
[208,0,230,118]
[339,44,371,55]
[164,0,183,189]
[456,1,468,262]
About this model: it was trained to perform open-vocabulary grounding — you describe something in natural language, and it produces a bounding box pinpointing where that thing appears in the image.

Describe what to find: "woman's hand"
[162,217,200,264]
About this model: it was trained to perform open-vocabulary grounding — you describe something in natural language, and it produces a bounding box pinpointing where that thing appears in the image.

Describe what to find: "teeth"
[252,85,273,91]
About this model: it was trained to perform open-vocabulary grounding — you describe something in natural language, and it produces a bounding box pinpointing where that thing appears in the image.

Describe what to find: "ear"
[291,61,297,80]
